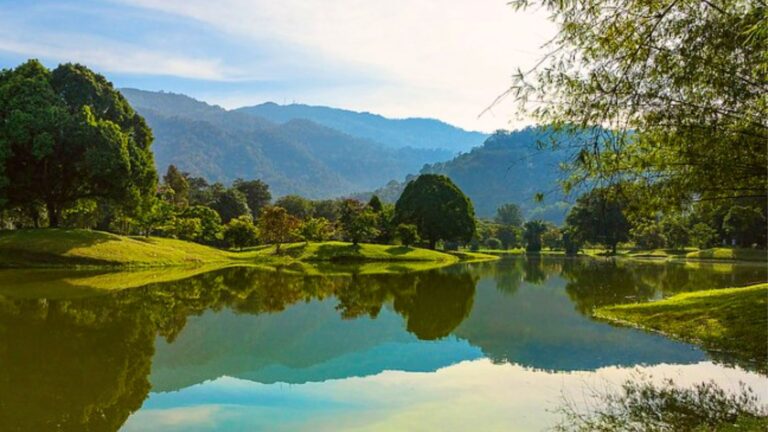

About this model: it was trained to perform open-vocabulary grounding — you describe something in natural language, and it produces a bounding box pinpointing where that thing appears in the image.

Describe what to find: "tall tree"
[394,174,476,249]
[495,203,523,227]
[0,60,157,226]
[163,165,189,209]
[505,0,767,209]
[274,195,313,219]
[566,189,630,254]
[233,178,271,219]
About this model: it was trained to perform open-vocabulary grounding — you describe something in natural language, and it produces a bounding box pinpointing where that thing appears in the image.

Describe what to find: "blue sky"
[0,0,554,131]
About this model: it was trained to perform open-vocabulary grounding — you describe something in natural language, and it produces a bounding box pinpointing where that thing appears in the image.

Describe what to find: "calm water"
[0,257,766,431]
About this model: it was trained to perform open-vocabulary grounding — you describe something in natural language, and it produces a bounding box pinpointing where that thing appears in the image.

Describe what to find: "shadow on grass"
[385,246,414,256]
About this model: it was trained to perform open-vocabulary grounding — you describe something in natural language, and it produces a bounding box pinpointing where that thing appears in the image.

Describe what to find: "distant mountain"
[354,128,575,224]
[121,89,454,198]
[236,102,487,152]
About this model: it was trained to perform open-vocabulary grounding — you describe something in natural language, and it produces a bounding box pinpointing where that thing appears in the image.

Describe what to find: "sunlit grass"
[595,283,768,369]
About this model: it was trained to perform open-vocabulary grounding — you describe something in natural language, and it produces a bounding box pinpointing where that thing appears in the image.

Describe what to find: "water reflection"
[0,257,764,431]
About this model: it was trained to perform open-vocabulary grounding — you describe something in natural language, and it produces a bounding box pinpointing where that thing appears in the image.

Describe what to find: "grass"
[686,247,767,262]
[475,246,766,263]
[249,241,463,264]
[595,283,768,370]
[0,229,486,270]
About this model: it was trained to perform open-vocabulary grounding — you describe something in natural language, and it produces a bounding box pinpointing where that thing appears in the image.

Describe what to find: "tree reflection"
[0,265,479,430]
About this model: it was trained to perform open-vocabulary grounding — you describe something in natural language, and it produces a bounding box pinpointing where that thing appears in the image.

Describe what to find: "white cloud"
[114,0,557,130]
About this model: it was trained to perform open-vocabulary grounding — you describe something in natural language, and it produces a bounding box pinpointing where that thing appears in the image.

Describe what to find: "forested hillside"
[236,102,487,152]
[355,128,573,223]
[121,89,453,198]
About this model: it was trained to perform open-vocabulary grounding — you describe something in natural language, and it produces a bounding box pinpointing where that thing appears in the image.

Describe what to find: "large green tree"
[233,178,271,219]
[0,60,157,227]
[566,189,630,254]
[506,0,767,210]
[394,174,476,249]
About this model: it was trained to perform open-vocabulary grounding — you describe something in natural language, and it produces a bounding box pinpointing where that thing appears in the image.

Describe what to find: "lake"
[0,257,766,431]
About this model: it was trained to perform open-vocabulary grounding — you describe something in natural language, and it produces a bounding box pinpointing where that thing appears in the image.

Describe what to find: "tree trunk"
[47,202,61,228]
[611,242,617,255]
[429,239,436,250]
[276,243,281,254]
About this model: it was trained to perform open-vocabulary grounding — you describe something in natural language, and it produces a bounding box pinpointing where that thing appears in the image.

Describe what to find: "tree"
[274,195,313,220]
[566,189,630,254]
[506,0,767,210]
[222,216,258,250]
[495,203,523,227]
[497,225,521,250]
[0,60,157,227]
[723,205,767,247]
[542,225,562,250]
[394,174,476,249]
[168,217,202,241]
[210,187,250,224]
[367,195,384,213]
[233,178,271,219]
[523,220,548,252]
[485,237,502,250]
[689,223,717,250]
[163,165,189,209]
[179,205,222,244]
[340,201,380,245]
[661,216,689,250]
[396,224,419,247]
[299,217,334,243]
[630,219,666,250]
[257,206,300,253]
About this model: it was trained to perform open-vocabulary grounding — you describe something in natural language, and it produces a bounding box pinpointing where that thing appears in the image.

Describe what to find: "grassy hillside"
[595,284,768,370]
[0,230,485,269]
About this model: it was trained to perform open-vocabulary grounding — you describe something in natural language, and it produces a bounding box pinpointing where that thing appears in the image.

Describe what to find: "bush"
[630,220,666,249]
[485,237,502,250]
[223,216,258,250]
[690,222,718,249]
[396,224,420,247]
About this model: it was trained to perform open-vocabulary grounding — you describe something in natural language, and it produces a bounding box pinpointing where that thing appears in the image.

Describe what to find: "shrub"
[396,224,420,247]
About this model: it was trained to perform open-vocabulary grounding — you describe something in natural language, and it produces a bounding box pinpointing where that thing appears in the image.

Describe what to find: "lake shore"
[594,283,768,372]
[477,247,767,264]
[0,229,497,270]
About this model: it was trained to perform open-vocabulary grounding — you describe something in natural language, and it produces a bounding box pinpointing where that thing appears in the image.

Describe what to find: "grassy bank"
[476,246,766,263]
[0,229,488,269]
[595,284,768,370]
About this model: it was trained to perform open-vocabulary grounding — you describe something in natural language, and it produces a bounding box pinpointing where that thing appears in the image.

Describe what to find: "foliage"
[341,200,381,245]
[233,178,271,219]
[566,189,630,253]
[396,223,420,247]
[257,206,300,253]
[542,225,562,250]
[508,0,767,211]
[496,225,522,249]
[167,216,202,242]
[688,223,718,250]
[554,374,767,432]
[275,195,314,219]
[211,187,250,224]
[222,216,258,250]
[495,203,524,226]
[523,220,548,252]
[178,205,222,244]
[163,165,189,209]
[0,60,157,227]
[485,237,502,250]
[723,205,767,247]
[394,174,476,249]
[298,217,334,242]
[661,215,689,250]
[367,195,384,212]
[630,219,665,250]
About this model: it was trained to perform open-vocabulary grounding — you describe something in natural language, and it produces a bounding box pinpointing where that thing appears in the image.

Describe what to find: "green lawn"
[0,229,488,269]
[595,284,768,370]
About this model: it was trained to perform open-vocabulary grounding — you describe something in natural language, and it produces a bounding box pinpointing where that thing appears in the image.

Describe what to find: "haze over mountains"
[121,89,482,198]
[122,88,573,223]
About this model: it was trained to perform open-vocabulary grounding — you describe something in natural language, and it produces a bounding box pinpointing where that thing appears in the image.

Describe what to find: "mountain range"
[121,89,484,199]
[121,88,574,223]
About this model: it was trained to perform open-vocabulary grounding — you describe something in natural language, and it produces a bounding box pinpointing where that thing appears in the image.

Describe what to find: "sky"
[0,0,556,132]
